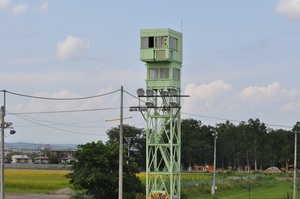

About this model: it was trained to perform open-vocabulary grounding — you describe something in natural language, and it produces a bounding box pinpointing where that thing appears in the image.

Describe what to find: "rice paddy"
[4,169,72,193]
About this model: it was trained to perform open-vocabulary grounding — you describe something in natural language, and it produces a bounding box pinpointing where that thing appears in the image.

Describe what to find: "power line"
[9,114,109,129]
[12,114,104,136]
[4,89,120,100]
[8,107,123,115]
[182,112,241,123]
[0,17,137,41]
[182,112,293,129]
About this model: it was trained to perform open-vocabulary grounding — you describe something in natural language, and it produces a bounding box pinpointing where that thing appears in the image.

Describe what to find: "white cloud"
[183,80,233,114]
[56,36,90,61]
[38,2,49,12]
[182,81,300,127]
[12,4,28,15]
[237,82,300,111]
[0,0,10,8]
[276,0,300,19]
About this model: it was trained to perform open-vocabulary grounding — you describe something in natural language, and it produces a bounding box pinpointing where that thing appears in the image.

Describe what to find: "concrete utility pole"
[0,106,5,199]
[119,86,124,199]
[0,90,6,199]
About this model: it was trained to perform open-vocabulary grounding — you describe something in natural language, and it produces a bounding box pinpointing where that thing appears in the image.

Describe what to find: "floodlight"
[146,89,155,96]
[170,88,178,96]
[145,100,155,107]
[170,100,179,108]
[136,88,145,96]
[161,88,169,96]
[10,127,16,135]
[4,122,13,128]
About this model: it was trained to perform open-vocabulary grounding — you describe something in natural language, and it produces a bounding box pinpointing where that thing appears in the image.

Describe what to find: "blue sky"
[0,0,300,144]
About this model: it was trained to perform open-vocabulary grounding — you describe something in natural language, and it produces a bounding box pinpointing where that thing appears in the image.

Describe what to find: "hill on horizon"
[5,142,78,150]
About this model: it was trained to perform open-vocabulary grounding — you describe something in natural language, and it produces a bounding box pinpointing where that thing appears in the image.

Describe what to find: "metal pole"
[1,106,4,199]
[118,86,123,199]
[212,131,217,195]
[294,132,297,199]
[1,90,6,199]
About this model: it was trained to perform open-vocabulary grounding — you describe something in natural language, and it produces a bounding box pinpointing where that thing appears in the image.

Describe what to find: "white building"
[11,155,32,164]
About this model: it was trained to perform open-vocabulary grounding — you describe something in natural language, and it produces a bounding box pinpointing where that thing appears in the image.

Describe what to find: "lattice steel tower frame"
[140,28,183,199]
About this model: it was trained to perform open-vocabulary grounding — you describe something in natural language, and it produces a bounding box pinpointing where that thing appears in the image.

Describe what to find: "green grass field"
[4,169,296,198]
[185,180,292,199]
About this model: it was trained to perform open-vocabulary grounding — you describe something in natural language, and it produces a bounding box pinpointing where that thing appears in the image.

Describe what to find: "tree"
[217,121,239,170]
[181,118,202,170]
[45,152,59,164]
[181,119,213,169]
[66,141,144,198]
[245,118,267,170]
[106,124,146,170]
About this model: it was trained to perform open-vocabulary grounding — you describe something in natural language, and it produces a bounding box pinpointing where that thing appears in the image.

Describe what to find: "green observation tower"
[139,28,183,199]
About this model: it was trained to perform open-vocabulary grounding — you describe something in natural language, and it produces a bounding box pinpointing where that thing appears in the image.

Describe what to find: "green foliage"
[66,141,144,198]
[106,124,146,170]
[282,192,293,199]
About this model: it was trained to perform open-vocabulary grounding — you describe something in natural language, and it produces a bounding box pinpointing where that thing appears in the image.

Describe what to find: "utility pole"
[118,86,123,199]
[1,91,6,199]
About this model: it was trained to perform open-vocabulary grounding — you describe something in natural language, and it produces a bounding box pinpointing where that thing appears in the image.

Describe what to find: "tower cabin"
[140,28,182,90]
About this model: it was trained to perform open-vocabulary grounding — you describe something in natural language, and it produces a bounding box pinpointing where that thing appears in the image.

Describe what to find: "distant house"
[51,150,77,164]
[60,156,77,164]
[190,164,214,172]
[11,155,32,164]
[34,156,49,164]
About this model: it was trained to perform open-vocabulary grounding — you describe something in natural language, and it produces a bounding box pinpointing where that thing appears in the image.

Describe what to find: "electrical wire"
[8,107,123,115]
[124,90,294,129]
[9,113,109,129]
[124,90,146,103]
[12,114,104,136]
[0,17,138,41]
[182,112,293,129]
[5,89,120,100]
[182,112,241,123]
[2,89,294,130]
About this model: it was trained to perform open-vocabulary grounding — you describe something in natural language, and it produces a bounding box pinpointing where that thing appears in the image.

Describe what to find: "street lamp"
[211,129,218,195]
[294,130,299,199]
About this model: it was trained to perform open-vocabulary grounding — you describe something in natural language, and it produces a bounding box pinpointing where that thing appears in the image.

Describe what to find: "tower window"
[173,68,180,80]
[149,37,154,48]
[155,36,167,48]
[170,37,178,50]
[160,68,169,78]
[141,37,154,48]
[149,68,159,79]
[141,36,168,48]
[141,37,148,48]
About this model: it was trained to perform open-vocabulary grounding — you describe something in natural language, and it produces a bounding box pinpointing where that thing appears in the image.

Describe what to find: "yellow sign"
[148,192,169,199]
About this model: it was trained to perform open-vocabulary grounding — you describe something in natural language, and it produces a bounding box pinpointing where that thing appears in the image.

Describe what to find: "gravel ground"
[5,188,74,199]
